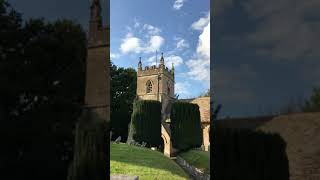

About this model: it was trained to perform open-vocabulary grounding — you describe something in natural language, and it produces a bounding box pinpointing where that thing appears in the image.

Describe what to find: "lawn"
[110,143,189,180]
[179,149,210,174]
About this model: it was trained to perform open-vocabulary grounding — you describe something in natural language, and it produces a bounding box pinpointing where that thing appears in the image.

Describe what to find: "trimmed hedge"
[170,102,202,150]
[127,100,161,147]
[212,124,289,180]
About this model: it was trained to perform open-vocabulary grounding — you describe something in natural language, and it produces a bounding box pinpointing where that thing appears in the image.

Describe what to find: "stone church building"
[136,54,210,156]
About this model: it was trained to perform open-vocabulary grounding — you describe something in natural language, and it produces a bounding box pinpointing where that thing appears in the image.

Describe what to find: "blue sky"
[111,0,210,99]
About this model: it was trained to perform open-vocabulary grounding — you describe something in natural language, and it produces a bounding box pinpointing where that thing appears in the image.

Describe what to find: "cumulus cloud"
[110,53,121,59]
[120,33,142,54]
[146,54,183,67]
[217,0,320,61]
[173,0,185,10]
[119,23,165,54]
[197,23,210,58]
[143,24,161,35]
[244,0,320,60]
[191,12,210,31]
[146,35,165,53]
[175,38,189,50]
[187,18,210,83]
[166,55,184,67]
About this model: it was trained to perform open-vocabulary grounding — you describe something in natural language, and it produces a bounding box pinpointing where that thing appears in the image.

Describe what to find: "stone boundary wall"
[176,156,210,180]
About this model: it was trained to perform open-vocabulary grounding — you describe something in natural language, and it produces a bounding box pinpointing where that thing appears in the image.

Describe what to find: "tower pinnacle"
[90,0,102,22]
[89,0,102,39]
[160,52,164,66]
[138,57,142,70]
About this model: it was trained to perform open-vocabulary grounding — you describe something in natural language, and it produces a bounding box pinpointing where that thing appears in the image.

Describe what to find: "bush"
[212,125,289,180]
[127,100,161,147]
[170,102,202,150]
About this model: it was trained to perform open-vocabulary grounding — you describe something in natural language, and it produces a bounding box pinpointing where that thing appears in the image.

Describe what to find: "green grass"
[110,143,189,180]
[179,149,210,174]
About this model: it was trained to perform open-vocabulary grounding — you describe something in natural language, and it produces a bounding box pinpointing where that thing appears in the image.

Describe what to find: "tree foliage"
[170,102,202,150]
[302,87,320,112]
[127,100,161,147]
[110,63,136,141]
[0,1,87,179]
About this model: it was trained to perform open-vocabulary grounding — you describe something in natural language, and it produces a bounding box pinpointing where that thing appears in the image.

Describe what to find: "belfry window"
[146,80,153,93]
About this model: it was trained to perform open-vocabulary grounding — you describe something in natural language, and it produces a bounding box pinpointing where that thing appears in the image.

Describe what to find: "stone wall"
[189,97,210,151]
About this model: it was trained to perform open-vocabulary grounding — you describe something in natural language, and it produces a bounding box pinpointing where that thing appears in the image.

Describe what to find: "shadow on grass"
[110,143,188,179]
[179,150,210,174]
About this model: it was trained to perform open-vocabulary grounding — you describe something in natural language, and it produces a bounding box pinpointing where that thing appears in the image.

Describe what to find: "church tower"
[136,53,175,120]
[85,0,110,122]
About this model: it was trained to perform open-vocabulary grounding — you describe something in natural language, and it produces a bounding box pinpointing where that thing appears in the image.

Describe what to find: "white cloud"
[146,56,157,66]
[119,23,165,54]
[120,33,164,54]
[187,16,210,83]
[120,33,142,54]
[176,38,189,50]
[134,22,140,28]
[197,23,210,58]
[110,53,121,59]
[166,55,184,67]
[146,54,183,67]
[143,24,161,35]
[146,35,165,53]
[191,12,210,31]
[175,82,191,96]
[173,0,185,10]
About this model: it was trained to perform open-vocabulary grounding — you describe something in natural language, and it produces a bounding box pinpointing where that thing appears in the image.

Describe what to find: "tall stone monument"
[85,0,110,121]
[67,0,110,179]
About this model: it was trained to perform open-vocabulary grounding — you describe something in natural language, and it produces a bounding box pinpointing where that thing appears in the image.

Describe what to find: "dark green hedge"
[212,124,289,180]
[127,100,161,147]
[170,102,202,150]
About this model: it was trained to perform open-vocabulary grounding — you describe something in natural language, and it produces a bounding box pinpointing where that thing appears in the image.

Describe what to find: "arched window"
[167,82,170,94]
[146,80,153,93]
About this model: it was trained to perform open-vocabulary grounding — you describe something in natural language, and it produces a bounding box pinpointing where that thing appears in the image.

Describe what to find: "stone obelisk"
[85,0,110,121]
[67,0,110,179]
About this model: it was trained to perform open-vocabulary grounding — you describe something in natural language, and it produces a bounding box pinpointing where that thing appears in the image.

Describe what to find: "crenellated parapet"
[137,53,174,81]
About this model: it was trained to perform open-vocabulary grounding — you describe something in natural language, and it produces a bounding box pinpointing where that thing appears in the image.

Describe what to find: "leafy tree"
[0,1,87,179]
[302,87,320,112]
[110,63,136,141]
[198,89,210,97]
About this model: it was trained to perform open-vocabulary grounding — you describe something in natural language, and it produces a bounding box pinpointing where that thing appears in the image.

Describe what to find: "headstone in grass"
[115,136,122,143]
